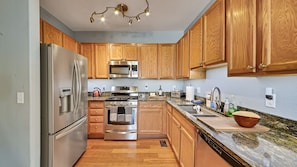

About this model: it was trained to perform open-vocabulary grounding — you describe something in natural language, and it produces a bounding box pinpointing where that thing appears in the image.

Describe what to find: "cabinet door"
[166,104,172,143]
[171,115,181,160]
[176,38,184,79]
[43,21,63,46]
[94,44,109,79]
[190,18,204,69]
[80,43,94,79]
[180,127,195,167]
[62,33,78,53]
[182,32,190,78]
[203,0,226,66]
[226,0,257,75]
[138,44,158,79]
[123,44,138,60]
[259,0,297,72]
[158,44,176,79]
[138,108,163,134]
[109,44,123,60]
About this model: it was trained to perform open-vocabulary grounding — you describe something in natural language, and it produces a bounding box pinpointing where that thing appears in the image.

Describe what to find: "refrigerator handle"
[76,59,82,109]
[73,60,80,113]
[55,116,87,140]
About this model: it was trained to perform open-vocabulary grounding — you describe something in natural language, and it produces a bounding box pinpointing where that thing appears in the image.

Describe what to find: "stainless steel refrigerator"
[40,44,88,167]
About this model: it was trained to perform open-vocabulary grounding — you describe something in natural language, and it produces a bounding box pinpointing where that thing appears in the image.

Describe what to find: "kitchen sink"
[178,105,219,118]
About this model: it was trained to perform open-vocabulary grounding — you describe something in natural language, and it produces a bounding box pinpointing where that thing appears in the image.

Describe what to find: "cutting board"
[197,116,270,132]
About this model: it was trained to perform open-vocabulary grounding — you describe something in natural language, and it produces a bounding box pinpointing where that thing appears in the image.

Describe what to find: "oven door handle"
[105,130,137,134]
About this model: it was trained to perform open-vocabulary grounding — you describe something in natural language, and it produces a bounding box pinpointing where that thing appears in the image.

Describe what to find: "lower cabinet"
[171,107,196,167]
[166,103,173,143]
[138,101,166,138]
[88,101,105,138]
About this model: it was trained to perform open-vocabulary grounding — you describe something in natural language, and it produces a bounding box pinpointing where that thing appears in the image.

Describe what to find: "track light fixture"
[90,0,150,25]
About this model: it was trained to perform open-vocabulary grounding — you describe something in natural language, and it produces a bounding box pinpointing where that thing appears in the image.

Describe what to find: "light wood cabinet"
[42,21,63,46]
[203,0,226,66]
[138,44,158,79]
[63,33,79,53]
[189,18,204,69]
[227,0,297,76]
[166,103,173,143]
[80,43,94,79]
[226,0,257,75]
[88,101,105,138]
[138,101,165,138]
[258,0,297,73]
[170,107,196,166]
[94,43,109,79]
[176,32,190,79]
[158,44,176,79]
[109,43,138,60]
[171,115,181,160]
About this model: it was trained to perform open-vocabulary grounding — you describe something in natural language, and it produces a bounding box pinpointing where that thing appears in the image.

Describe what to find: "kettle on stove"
[93,87,101,97]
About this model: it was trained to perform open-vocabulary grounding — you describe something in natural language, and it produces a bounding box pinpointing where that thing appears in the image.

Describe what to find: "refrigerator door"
[41,44,87,134]
[48,116,87,167]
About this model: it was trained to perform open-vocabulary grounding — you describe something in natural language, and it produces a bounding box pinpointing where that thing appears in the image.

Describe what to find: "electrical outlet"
[172,85,176,91]
[102,85,106,91]
[196,87,201,94]
[145,84,148,90]
[265,94,276,108]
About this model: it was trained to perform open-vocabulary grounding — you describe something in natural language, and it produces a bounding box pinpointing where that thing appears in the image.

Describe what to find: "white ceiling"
[40,0,213,32]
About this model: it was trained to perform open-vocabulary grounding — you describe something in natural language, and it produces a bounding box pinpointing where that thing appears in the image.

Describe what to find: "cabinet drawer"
[139,101,163,108]
[89,101,104,108]
[89,123,104,133]
[89,108,104,116]
[89,116,103,123]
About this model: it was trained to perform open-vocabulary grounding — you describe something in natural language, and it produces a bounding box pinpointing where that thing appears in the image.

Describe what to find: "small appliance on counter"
[92,87,101,97]
[171,90,186,98]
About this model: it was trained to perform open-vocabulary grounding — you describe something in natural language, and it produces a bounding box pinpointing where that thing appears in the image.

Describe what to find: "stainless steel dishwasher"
[195,130,244,167]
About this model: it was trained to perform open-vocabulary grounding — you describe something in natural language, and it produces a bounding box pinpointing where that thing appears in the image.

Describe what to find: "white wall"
[185,66,297,121]
[0,0,40,166]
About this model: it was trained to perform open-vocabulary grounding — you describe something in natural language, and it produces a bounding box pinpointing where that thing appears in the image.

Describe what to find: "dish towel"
[109,107,117,122]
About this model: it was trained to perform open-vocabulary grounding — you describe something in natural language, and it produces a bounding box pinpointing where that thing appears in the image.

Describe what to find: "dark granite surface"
[167,98,297,167]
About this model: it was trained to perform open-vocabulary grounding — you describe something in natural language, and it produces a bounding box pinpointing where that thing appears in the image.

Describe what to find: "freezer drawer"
[43,116,87,167]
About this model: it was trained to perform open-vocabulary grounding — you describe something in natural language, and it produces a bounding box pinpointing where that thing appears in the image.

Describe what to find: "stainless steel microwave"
[109,60,138,79]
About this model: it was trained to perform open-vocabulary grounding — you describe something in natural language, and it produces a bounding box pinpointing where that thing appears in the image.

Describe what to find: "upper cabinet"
[42,21,63,46]
[227,0,297,76]
[109,43,138,61]
[80,43,94,79]
[158,44,176,79]
[94,43,109,79]
[226,0,257,75]
[176,32,190,79]
[189,18,204,69]
[258,0,297,73]
[138,44,159,79]
[203,0,226,66]
[63,33,79,53]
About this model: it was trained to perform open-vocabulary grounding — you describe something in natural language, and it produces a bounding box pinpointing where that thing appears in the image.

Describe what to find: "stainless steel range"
[104,86,138,140]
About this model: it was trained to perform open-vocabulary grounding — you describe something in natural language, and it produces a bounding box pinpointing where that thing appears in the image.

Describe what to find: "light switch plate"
[17,92,24,104]
[265,94,276,108]
[196,87,201,94]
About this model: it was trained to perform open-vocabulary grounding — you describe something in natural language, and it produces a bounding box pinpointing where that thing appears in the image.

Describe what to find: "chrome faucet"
[210,87,221,112]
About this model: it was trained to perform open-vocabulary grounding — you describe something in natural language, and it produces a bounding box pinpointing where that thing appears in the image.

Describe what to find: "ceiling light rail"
[90,0,150,25]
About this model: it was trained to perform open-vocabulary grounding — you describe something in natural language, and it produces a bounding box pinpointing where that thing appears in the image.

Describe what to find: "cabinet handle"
[95,126,98,129]
[247,65,254,70]
[258,63,267,69]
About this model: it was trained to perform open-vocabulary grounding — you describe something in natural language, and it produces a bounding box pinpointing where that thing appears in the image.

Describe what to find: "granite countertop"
[167,98,297,167]
[87,95,297,166]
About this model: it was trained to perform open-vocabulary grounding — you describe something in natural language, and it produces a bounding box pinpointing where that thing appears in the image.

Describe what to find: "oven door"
[104,106,137,140]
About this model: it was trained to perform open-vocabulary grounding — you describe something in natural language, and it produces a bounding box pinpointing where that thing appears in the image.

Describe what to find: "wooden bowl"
[232,111,261,128]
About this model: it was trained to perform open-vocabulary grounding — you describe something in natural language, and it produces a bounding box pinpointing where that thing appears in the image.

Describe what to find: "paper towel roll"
[186,86,194,101]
